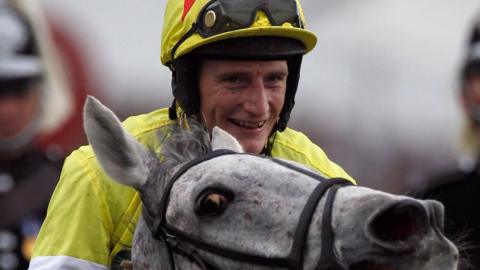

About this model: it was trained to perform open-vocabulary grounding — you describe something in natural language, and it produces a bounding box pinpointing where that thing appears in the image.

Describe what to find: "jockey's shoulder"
[274,127,327,164]
[275,127,314,147]
[121,107,175,138]
[274,128,356,184]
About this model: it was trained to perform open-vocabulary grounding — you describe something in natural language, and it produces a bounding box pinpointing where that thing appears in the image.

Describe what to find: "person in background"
[411,13,480,270]
[29,0,356,269]
[0,1,66,269]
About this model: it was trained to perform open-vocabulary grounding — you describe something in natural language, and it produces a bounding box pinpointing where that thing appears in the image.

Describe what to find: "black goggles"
[196,0,303,38]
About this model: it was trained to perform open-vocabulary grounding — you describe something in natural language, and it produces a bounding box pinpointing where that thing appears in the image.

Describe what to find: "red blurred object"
[37,13,100,155]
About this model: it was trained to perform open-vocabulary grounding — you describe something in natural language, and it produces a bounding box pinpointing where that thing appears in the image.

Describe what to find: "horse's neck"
[132,217,203,270]
[132,217,169,269]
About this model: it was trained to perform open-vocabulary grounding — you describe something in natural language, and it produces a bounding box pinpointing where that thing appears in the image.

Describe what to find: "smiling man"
[199,60,288,153]
[29,0,355,269]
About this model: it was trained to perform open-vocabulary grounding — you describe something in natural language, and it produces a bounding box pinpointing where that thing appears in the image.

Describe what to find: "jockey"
[411,12,480,269]
[29,0,356,269]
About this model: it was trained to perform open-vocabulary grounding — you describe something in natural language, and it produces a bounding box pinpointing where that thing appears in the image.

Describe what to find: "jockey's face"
[0,83,39,138]
[465,74,480,106]
[199,60,287,154]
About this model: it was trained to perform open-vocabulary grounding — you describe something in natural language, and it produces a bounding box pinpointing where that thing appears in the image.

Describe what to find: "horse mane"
[156,118,212,169]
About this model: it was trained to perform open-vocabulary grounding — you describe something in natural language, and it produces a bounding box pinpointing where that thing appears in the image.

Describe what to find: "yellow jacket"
[30,108,354,269]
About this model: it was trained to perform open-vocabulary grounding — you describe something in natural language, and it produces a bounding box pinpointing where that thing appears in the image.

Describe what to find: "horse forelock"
[138,119,211,220]
[158,119,211,166]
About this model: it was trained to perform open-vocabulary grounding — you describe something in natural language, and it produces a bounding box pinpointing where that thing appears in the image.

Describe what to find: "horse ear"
[211,126,244,153]
[83,96,149,188]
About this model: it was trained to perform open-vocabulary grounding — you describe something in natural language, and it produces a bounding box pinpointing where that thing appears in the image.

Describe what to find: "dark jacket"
[0,148,62,270]
[412,164,480,270]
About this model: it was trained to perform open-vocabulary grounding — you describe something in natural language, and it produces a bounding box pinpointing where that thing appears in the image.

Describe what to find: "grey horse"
[83,96,458,270]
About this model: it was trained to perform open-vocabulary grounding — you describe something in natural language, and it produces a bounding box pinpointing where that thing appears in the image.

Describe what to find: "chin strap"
[262,130,277,156]
[169,99,178,120]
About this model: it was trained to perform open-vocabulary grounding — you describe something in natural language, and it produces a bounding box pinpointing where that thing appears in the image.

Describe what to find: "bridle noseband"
[142,149,353,270]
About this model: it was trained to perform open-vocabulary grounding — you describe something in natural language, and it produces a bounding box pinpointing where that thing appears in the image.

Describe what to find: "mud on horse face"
[83,96,459,270]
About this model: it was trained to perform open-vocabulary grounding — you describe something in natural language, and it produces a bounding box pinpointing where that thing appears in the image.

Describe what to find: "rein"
[142,149,353,270]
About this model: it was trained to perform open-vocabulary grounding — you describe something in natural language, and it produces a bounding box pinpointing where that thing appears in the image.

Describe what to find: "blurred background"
[37,0,480,194]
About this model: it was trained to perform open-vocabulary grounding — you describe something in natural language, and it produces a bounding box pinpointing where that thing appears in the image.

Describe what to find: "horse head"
[83,96,459,270]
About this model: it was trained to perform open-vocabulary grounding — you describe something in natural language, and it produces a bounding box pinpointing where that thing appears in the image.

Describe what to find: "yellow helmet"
[163,0,317,133]
[160,0,317,66]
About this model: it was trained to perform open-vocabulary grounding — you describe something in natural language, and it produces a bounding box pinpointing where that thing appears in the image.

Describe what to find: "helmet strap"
[262,130,277,156]
[169,98,178,120]
[170,56,201,117]
[276,55,303,131]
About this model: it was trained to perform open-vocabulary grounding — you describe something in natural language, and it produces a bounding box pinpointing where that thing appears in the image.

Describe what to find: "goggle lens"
[197,0,302,38]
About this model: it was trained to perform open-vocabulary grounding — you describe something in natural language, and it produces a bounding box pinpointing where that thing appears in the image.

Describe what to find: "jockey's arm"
[29,145,139,269]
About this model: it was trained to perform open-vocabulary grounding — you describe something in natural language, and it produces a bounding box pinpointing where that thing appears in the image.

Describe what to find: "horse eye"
[195,190,233,216]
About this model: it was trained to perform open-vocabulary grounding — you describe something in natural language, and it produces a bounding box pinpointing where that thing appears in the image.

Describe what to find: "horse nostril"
[369,199,428,243]
[349,260,395,270]
[425,200,445,232]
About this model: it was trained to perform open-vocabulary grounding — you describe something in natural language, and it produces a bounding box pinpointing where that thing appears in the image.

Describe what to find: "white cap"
[0,4,42,79]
